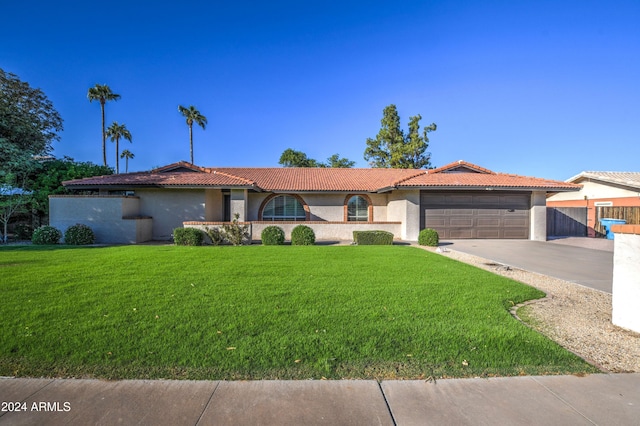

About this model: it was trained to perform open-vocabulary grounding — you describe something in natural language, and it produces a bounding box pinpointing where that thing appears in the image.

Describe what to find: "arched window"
[347,195,370,222]
[262,195,307,221]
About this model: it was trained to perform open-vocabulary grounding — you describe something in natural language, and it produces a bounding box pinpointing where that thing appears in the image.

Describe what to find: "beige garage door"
[420,191,530,239]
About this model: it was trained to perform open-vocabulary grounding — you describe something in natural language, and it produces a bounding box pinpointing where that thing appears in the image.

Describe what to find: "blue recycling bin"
[599,218,626,240]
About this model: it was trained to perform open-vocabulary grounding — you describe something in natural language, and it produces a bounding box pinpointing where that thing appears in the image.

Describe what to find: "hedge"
[173,227,204,246]
[418,228,439,247]
[261,226,285,245]
[32,226,62,245]
[353,230,394,245]
[291,225,315,245]
[64,223,96,245]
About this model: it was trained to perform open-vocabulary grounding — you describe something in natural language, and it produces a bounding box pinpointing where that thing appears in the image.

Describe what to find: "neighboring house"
[50,160,579,244]
[547,171,640,237]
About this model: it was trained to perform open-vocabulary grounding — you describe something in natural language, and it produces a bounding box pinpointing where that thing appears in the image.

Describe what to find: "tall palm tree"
[120,149,135,173]
[88,84,121,167]
[178,105,207,164]
[106,122,132,174]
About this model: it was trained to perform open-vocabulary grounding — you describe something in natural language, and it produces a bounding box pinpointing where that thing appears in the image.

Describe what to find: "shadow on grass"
[0,244,111,252]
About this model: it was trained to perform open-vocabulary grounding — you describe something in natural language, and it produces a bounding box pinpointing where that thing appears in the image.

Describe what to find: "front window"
[263,195,306,221]
[347,195,369,222]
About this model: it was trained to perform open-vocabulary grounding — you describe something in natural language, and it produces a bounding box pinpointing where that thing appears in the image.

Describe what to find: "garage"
[420,191,531,239]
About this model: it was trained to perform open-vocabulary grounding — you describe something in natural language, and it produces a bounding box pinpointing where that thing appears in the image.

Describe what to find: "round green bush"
[64,223,96,245]
[261,226,285,245]
[32,225,62,245]
[418,228,439,247]
[173,227,204,246]
[291,225,315,245]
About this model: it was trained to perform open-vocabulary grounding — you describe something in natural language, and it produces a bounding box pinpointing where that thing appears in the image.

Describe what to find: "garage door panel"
[420,191,530,239]
[449,229,474,239]
[450,218,474,226]
[477,218,501,227]
[476,209,501,216]
[473,195,501,205]
[425,217,447,227]
[475,229,502,238]
[503,217,528,227]
[448,195,474,205]
[503,228,529,239]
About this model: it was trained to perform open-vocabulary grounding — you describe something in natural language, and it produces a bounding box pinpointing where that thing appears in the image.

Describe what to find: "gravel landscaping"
[423,246,640,373]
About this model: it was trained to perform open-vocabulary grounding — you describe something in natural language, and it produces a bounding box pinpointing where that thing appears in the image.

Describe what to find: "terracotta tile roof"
[212,167,423,192]
[399,172,581,190]
[63,170,258,189]
[63,160,579,192]
[567,171,640,190]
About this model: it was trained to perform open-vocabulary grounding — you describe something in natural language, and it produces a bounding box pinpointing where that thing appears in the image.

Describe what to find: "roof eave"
[399,185,581,192]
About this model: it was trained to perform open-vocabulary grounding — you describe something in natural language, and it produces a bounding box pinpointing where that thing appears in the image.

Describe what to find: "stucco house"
[547,171,640,236]
[50,160,579,244]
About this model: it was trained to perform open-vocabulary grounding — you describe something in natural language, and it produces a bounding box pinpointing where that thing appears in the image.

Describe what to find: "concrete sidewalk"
[1,374,638,425]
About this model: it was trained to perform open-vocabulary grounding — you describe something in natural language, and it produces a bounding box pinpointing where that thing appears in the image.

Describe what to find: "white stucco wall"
[49,196,152,244]
[530,191,547,241]
[612,232,640,333]
[137,189,206,240]
[387,190,420,240]
[548,180,639,201]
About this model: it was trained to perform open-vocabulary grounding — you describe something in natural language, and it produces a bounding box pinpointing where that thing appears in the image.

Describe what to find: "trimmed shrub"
[204,226,225,246]
[353,230,393,245]
[261,226,285,245]
[418,228,439,247]
[173,227,204,246]
[14,223,33,241]
[64,223,96,245]
[32,225,62,245]
[291,225,315,245]
[222,213,251,246]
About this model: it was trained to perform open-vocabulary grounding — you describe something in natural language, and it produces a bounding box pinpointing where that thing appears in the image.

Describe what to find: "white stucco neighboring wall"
[612,231,640,333]
[530,191,547,241]
[547,180,639,201]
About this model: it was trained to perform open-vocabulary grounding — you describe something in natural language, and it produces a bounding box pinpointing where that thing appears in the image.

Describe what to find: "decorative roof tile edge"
[428,160,496,174]
[611,224,640,235]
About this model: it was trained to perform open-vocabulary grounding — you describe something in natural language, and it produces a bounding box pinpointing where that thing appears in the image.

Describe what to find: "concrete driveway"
[442,238,614,293]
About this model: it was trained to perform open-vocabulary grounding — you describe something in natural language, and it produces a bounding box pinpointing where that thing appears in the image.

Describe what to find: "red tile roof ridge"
[428,160,496,174]
[207,169,257,186]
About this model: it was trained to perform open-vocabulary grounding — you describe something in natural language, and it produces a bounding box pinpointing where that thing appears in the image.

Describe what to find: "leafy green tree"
[279,148,321,167]
[364,104,436,169]
[0,174,32,243]
[25,156,113,224]
[106,122,132,174]
[0,68,63,174]
[325,154,356,168]
[279,149,355,168]
[87,84,121,167]
[178,105,207,164]
[120,149,134,173]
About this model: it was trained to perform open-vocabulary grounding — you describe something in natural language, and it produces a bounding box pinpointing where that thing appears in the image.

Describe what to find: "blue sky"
[3,0,639,180]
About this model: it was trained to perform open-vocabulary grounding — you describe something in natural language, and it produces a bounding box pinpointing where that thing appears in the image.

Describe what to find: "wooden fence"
[595,206,640,236]
[547,207,588,237]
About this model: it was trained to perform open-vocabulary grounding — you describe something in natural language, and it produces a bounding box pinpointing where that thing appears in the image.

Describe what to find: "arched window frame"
[344,194,373,222]
[259,194,310,221]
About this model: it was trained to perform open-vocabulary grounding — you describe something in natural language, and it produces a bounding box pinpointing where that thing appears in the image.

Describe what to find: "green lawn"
[0,245,598,380]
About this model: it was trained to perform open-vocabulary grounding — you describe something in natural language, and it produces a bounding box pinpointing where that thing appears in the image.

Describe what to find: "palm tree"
[120,149,135,173]
[178,105,207,164]
[106,122,132,174]
[87,84,121,167]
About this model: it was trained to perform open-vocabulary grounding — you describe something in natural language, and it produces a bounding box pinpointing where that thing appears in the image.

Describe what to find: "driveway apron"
[443,239,614,293]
